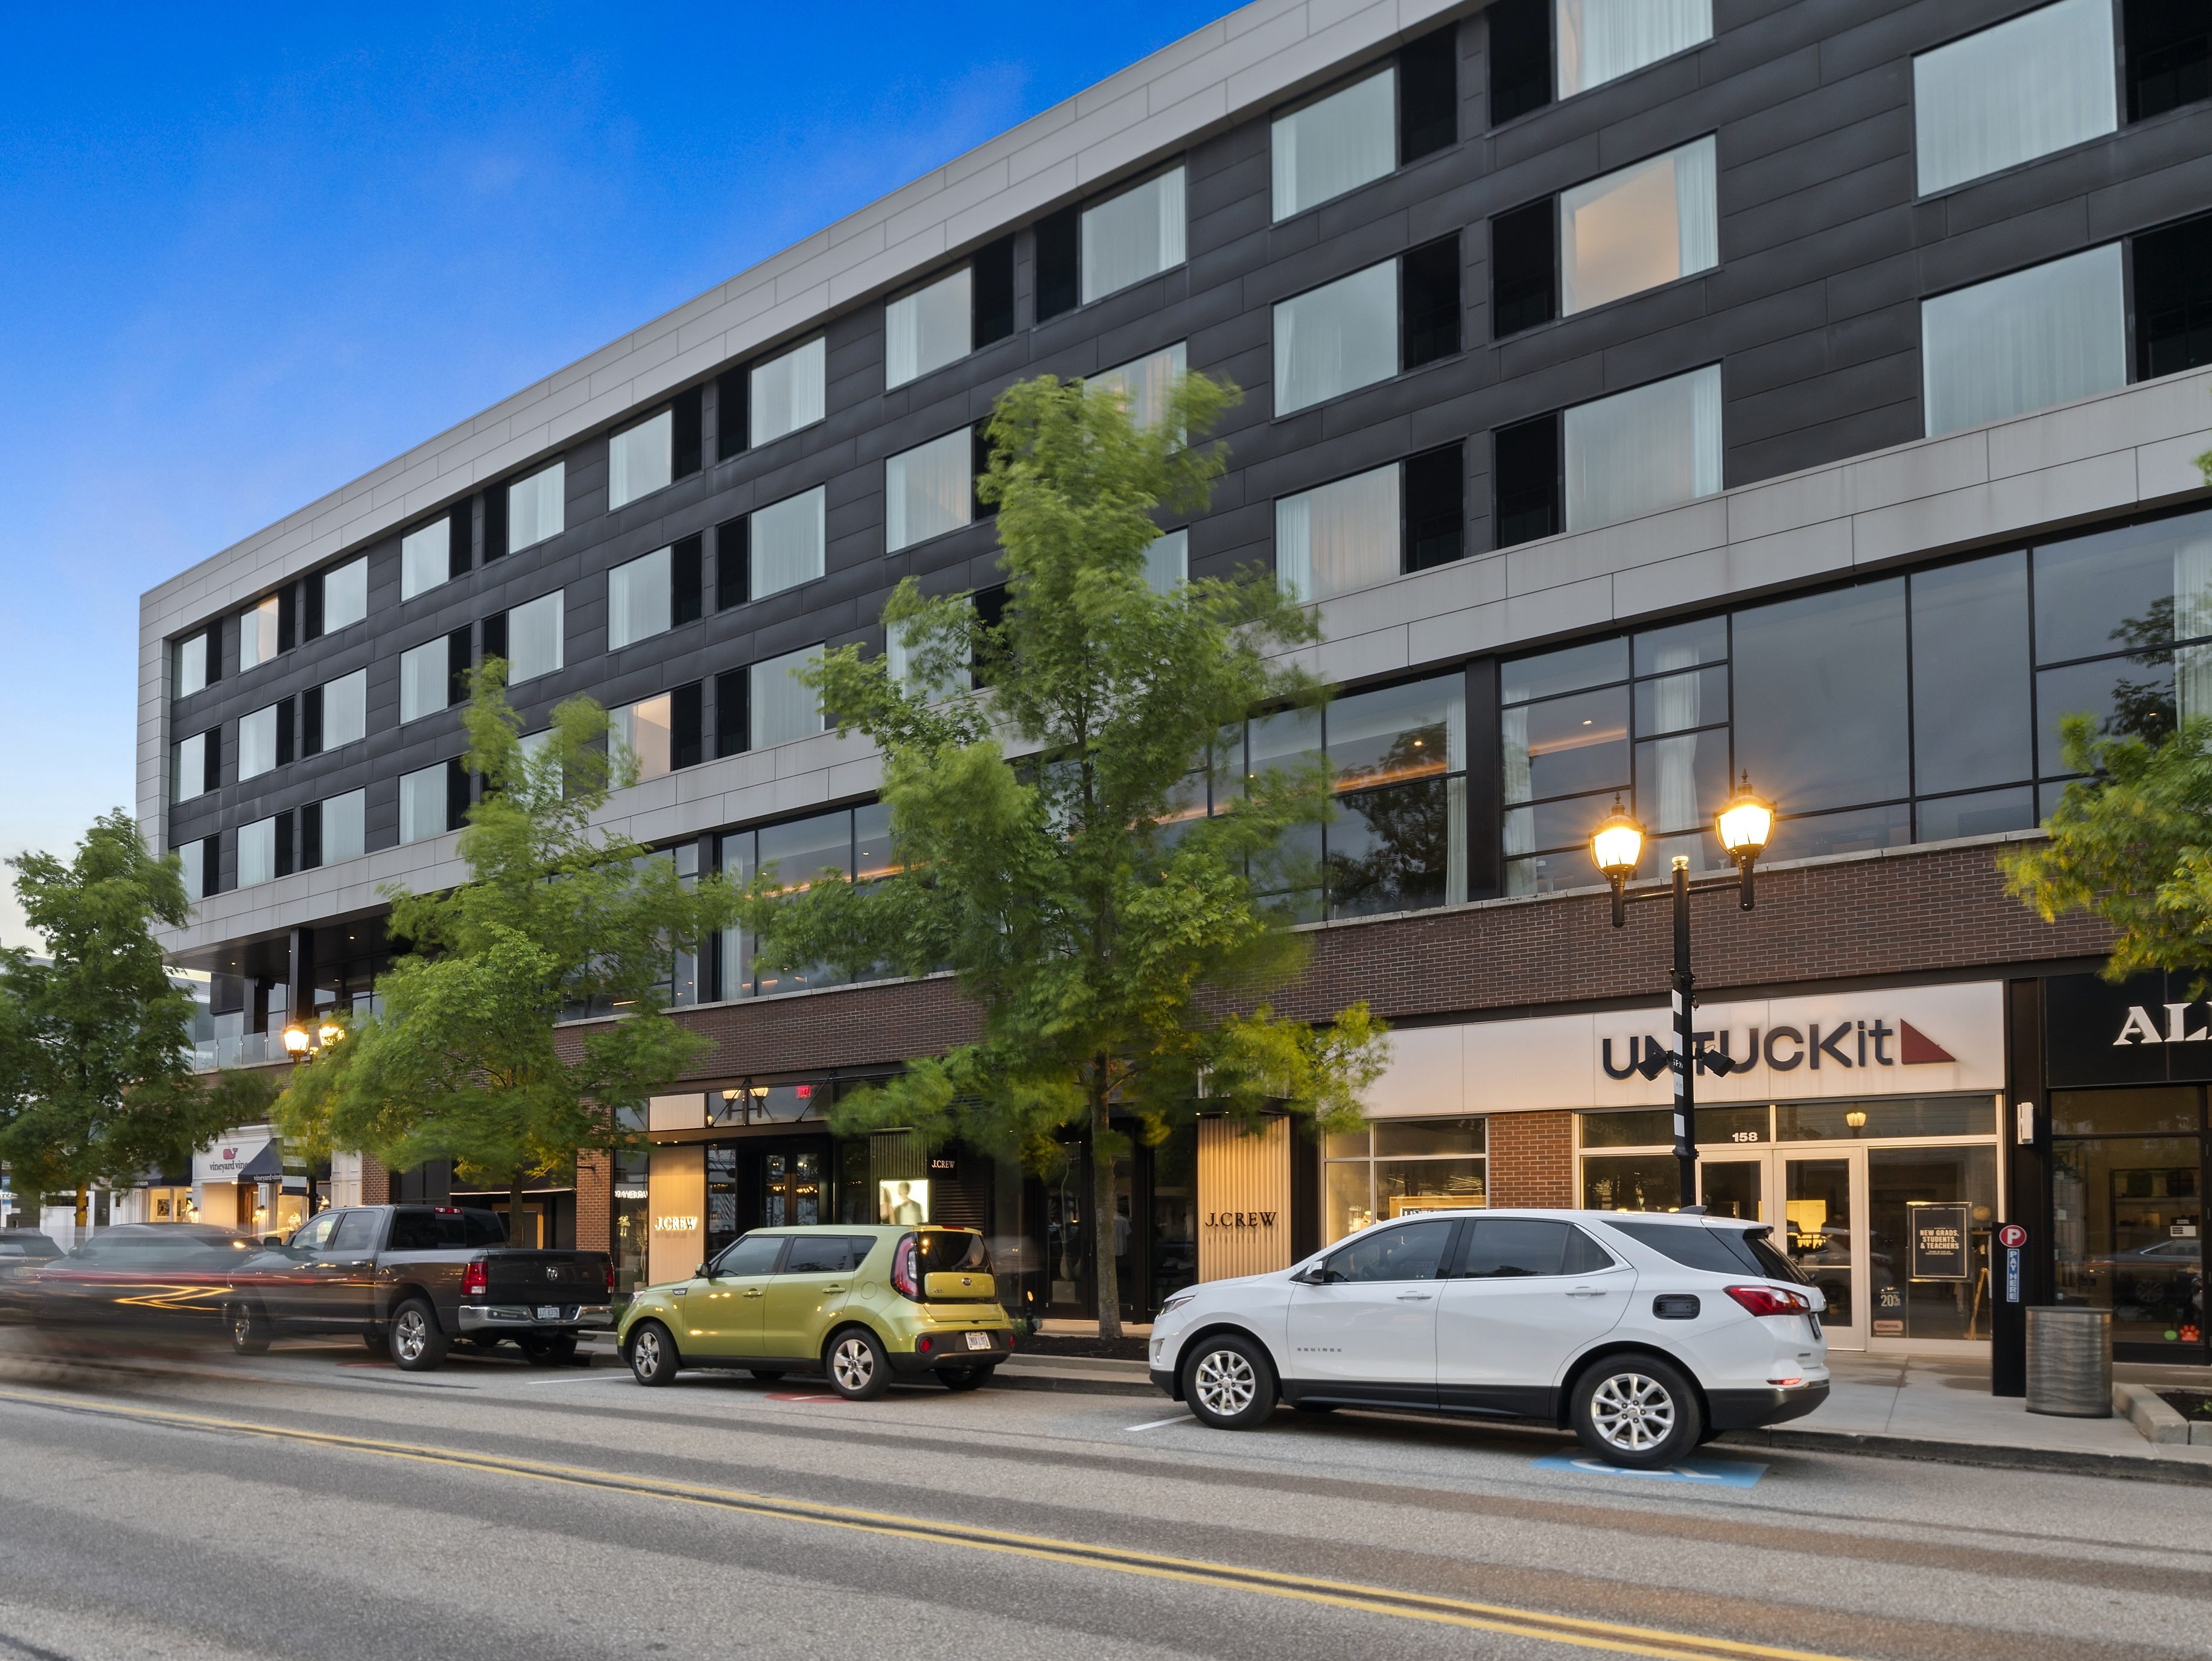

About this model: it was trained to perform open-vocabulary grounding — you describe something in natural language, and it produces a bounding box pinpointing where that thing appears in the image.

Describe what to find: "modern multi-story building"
[142,0,2212,1364]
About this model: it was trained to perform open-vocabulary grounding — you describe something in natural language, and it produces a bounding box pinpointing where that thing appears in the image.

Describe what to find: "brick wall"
[575,1150,611,1254]
[359,1155,389,1206]
[1489,1111,1575,1209]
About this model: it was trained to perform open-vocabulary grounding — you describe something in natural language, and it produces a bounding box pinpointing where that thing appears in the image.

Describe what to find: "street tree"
[742,369,1388,1336]
[0,811,267,1226]
[276,668,737,1224]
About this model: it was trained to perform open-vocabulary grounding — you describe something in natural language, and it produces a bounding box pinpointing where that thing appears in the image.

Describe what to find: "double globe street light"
[1590,774,1776,1209]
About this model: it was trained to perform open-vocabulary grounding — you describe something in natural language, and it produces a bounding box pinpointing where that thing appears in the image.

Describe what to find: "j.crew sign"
[1204,1211,1277,1229]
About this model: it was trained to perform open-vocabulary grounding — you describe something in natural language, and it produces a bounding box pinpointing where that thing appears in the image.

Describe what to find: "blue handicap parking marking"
[1530,1451,1766,1487]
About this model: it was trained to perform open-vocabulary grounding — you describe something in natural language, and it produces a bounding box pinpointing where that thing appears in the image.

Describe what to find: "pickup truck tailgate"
[481,1252,609,1302]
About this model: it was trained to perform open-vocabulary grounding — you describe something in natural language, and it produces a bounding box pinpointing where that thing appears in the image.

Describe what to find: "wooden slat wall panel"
[1198,1118,1291,1282]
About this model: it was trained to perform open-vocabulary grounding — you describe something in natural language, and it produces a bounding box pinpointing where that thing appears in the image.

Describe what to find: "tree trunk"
[507,1168,526,1247]
[1090,1076,1122,1341]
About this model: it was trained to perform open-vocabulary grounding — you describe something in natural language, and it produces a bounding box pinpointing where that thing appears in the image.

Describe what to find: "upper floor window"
[749,487,828,601]
[1275,236,1460,414]
[1271,31,1458,223]
[306,669,367,754]
[608,547,673,650]
[1921,245,2126,436]
[174,837,206,902]
[1560,138,1716,316]
[399,637,456,724]
[237,703,285,781]
[885,239,1019,391]
[400,514,463,602]
[308,789,366,867]
[2129,0,2212,120]
[609,409,673,509]
[719,802,894,998]
[1494,365,1723,546]
[751,337,826,447]
[1276,445,1464,604]
[237,816,281,889]
[507,461,565,552]
[750,645,826,750]
[1144,529,1189,595]
[613,685,703,783]
[399,759,469,846]
[1037,169,1188,320]
[319,556,369,633]
[171,731,215,804]
[238,595,281,672]
[172,631,211,699]
[1557,0,1711,98]
[1091,342,1187,433]
[1915,0,2117,195]
[886,430,974,552]
[504,591,565,683]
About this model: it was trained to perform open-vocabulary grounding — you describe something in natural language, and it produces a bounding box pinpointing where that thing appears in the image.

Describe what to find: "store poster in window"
[878,1179,930,1226]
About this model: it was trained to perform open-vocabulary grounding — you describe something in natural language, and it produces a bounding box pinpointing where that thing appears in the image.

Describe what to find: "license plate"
[536,1305,561,1321]
[964,1331,992,1351]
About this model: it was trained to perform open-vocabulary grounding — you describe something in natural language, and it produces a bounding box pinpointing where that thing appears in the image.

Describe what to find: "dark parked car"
[8,1223,255,1332]
[224,1204,613,1369]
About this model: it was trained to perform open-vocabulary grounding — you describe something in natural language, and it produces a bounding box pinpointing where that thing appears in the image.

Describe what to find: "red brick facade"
[574,1150,611,1254]
[359,1155,390,1206]
[1488,1110,1577,1208]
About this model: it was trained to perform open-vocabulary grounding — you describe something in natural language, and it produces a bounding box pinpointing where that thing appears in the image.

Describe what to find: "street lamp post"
[1591,775,1775,1209]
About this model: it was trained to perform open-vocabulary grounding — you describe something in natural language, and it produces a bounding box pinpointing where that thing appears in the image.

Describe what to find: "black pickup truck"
[224,1204,613,1370]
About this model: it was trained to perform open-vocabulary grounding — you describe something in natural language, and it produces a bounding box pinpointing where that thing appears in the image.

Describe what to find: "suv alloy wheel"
[1569,1356,1703,1469]
[1181,1333,1274,1429]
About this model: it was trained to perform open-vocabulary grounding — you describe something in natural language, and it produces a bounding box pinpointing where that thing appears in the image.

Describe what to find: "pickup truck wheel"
[825,1327,889,1400]
[226,1301,270,1356]
[388,1298,450,1371]
[939,1365,993,1392]
[627,1322,679,1386]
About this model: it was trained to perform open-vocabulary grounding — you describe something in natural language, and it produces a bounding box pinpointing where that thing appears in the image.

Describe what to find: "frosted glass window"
[608,409,673,509]
[237,704,279,780]
[1092,341,1187,433]
[1563,365,1723,532]
[886,616,965,702]
[507,461,565,551]
[1143,528,1189,595]
[1274,260,1397,413]
[237,817,277,889]
[886,430,972,552]
[1081,168,1187,304]
[1560,137,1717,316]
[320,789,366,864]
[886,269,971,388]
[238,596,281,671]
[175,838,205,901]
[399,640,448,723]
[399,520,449,601]
[1557,0,1712,97]
[507,591,564,682]
[751,645,825,750]
[1922,246,2126,436]
[752,487,827,598]
[171,732,208,803]
[1277,465,1401,603]
[398,765,447,846]
[1273,69,1396,220]
[1913,0,2117,196]
[321,669,367,749]
[173,634,208,698]
[323,556,369,631]
[613,693,675,782]
[751,337,826,445]
[608,546,672,650]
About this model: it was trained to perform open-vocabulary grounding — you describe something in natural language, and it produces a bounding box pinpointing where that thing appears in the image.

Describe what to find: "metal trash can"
[2026,1306,2111,1417]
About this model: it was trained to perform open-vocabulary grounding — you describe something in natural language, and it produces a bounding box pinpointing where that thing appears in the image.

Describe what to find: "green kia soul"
[618,1225,1014,1398]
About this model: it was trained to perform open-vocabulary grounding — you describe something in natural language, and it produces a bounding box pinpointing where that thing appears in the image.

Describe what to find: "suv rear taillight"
[462,1258,488,1298]
[891,1234,920,1301]
[1725,1284,1811,1318]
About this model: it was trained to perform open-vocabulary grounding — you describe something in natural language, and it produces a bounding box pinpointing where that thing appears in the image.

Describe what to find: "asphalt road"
[0,1335,2202,1661]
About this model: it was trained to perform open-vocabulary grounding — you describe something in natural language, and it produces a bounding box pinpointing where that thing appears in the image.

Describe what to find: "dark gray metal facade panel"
[159,0,2212,872]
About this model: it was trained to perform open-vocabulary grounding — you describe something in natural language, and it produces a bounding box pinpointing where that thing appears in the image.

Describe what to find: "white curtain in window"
[323,556,369,631]
[321,669,367,748]
[608,409,673,509]
[751,646,825,750]
[237,817,276,888]
[1274,260,1398,414]
[608,546,672,650]
[322,790,366,864]
[1081,168,1187,304]
[1273,69,1396,220]
[1647,641,1705,833]
[1564,365,1723,531]
[614,694,673,782]
[752,487,827,597]
[507,591,564,682]
[1913,0,2117,196]
[398,765,444,846]
[751,337,826,445]
[1276,464,1400,602]
[238,704,279,779]
[173,634,207,698]
[171,733,206,803]
[1560,136,1717,315]
[400,520,448,601]
[398,640,447,724]
[1557,0,1712,97]
[175,838,204,901]
[886,430,972,552]
[1092,341,1187,433]
[1143,528,1189,595]
[886,269,971,387]
[1921,244,2126,436]
[239,596,280,671]
[2176,534,2212,727]
[507,462,565,550]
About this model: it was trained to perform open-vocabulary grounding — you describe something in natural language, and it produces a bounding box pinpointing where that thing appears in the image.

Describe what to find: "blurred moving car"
[11,1223,255,1334]
[619,1225,1014,1398]
[225,1204,613,1369]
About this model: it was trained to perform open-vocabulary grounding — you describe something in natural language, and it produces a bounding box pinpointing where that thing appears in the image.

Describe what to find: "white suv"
[1148,1209,1828,1468]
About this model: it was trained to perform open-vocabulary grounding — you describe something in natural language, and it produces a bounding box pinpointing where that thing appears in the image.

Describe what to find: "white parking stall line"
[1123,1416,1186,1432]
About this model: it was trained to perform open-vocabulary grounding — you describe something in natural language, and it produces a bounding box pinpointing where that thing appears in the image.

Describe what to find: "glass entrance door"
[1700,1149,1866,1349]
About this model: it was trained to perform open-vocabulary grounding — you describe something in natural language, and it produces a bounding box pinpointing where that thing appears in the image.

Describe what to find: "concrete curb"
[1712,1423,2212,1487]
[993,1370,1157,1398]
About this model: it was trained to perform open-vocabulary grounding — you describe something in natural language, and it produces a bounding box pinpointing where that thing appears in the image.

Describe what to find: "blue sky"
[0,3,1239,943]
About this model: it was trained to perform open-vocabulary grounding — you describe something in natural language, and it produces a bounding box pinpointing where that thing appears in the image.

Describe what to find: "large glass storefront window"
[1324,1117,1486,1240]
[1867,1144,1996,1342]
[611,1151,649,1298]
[2053,1087,2205,1353]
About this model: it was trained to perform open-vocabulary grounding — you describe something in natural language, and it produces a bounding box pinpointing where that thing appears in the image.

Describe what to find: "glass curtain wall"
[1323,1117,1486,1241]
[2052,1086,2205,1354]
[719,803,894,998]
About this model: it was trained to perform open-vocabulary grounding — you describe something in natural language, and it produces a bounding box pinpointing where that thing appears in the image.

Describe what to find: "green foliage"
[0,812,246,1201]
[742,369,1388,1332]
[276,668,737,1194]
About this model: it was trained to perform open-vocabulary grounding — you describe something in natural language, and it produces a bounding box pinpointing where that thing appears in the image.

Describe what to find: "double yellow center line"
[0,1389,1857,1661]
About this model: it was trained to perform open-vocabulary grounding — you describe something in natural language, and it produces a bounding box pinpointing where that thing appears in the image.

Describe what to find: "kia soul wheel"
[1570,1357,1702,1469]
